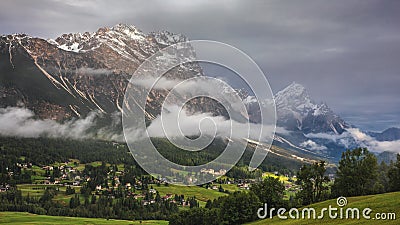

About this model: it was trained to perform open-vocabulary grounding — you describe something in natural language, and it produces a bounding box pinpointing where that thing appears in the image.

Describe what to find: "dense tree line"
[296,148,400,204]
[0,138,125,165]
[388,154,400,191]
[331,148,399,197]
[0,137,295,183]
[170,191,262,225]
[0,187,179,220]
[296,161,330,205]
[170,177,285,225]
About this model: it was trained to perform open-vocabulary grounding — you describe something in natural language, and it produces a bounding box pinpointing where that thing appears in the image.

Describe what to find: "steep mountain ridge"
[369,127,400,141]
[0,24,210,121]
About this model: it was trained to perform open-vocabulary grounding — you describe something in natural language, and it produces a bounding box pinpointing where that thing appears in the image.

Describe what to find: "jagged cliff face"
[0,24,211,121]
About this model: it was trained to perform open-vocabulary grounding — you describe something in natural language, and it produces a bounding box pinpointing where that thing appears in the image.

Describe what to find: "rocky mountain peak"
[108,23,146,40]
[274,82,315,117]
[51,23,149,53]
[272,82,348,134]
[48,23,190,55]
[274,82,310,109]
[149,30,188,46]
[279,82,306,95]
[111,23,141,33]
[1,33,29,39]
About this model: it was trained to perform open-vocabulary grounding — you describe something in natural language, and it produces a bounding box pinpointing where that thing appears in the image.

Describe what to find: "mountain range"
[1,23,399,163]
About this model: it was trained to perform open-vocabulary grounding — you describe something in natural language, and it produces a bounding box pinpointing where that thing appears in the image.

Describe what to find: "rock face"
[0,24,217,121]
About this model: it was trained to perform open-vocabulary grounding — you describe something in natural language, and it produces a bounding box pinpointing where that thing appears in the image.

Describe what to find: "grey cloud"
[305,132,350,143]
[129,75,278,141]
[75,67,113,76]
[0,107,125,141]
[300,140,327,151]
[146,104,276,142]
[0,107,98,139]
[130,77,183,90]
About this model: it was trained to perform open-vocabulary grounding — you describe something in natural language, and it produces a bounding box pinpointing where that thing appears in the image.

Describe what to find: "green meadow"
[0,212,167,225]
[247,191,400,225]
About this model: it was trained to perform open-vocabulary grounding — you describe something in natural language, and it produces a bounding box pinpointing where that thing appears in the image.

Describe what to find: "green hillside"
[154,185,228,206]
[247,192,400,225]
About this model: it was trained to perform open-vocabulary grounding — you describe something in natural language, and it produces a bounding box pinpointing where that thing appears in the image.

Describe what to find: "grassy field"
[0,212,168,225]
[18,184,80,195]
[17,184,83,205]
[221,184,241,193]
[247,192,400,225]
[262,172,295,183]
[17,184,50,197]
[154,184,227,203]
[17,183,230,207]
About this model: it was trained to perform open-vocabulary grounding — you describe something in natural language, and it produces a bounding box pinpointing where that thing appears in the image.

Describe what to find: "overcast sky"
[1,0,399,131]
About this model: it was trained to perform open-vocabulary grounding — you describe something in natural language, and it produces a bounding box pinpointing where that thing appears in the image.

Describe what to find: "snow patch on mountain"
[58,42,82,52]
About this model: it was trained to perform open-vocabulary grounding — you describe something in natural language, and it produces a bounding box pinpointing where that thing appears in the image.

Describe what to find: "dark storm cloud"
[1,0,399,131]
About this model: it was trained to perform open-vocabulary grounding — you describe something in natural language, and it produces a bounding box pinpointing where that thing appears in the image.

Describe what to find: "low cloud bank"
[146,105,275,141]
[306,128,400,153]
[75,67,112,76]
[300,140,327,151]
[0,106,277,144]
[0,107,98,139]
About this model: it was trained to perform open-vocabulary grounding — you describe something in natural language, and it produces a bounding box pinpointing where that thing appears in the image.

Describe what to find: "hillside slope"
[248,191,400,225]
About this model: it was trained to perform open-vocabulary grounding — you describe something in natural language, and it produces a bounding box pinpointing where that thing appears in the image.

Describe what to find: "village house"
[162,193,173,200]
